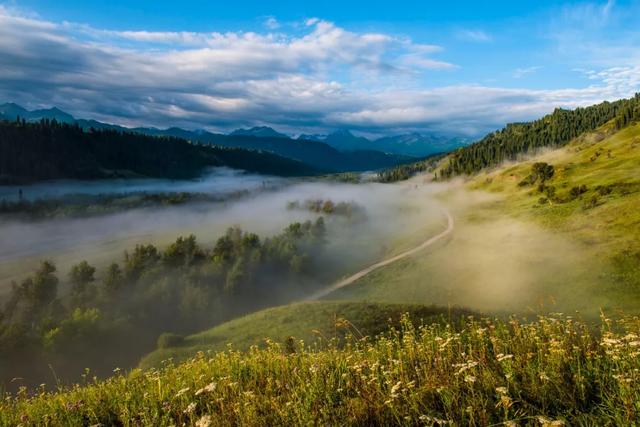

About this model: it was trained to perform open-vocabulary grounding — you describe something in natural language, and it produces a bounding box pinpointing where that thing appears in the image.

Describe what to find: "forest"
[0,119,316,184]
[0,218,328,388]
[376,153,444,183]
[440,93,640,177]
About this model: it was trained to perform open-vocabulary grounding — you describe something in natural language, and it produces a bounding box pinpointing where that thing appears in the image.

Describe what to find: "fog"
[0,172,446,296]
[326,182,615,317]
[0,167,284,202]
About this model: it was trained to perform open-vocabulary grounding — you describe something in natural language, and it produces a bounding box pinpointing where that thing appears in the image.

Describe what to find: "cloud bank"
[0,5,638,136]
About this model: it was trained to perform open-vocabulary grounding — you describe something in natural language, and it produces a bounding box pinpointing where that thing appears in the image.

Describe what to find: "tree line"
[440,94,640,178]
[0,218,327,389]
[0,119,315,184]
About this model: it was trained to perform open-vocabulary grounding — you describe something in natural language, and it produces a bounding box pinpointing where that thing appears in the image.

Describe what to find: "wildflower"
[195,382,216,396]
[464,375,476,384]
[496,353,513,362]
[453,361,478,375]
[498,395,513,409]
[390,381,402,395]
[539,372,550,381]
[496,386,508,394]
[175,387,190,398]
[184,402,197,414]
[537,416,565,426]
[196,415,212,427]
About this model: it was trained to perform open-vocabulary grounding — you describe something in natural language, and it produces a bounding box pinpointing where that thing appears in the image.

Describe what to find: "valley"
[1,81,640,426]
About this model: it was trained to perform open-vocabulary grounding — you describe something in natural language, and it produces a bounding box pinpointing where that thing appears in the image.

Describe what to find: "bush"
[157,332,184,349]
[569,185,588,199]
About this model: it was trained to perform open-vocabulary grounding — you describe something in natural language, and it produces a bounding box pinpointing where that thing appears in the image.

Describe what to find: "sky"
[0,0,639,137]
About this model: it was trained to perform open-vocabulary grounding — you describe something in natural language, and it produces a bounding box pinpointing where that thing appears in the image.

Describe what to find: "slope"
[140,301,473,369]
[329,122,640,316]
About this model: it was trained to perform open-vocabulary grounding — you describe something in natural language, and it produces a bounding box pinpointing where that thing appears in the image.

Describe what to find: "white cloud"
[0,7,637,136]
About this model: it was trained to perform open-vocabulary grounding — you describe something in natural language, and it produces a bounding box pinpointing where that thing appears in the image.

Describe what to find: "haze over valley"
[1,1,640,425]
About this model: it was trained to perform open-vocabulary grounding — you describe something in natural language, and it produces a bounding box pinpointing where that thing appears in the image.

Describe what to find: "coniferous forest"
[440,93,640,177]
[0,120,317,183]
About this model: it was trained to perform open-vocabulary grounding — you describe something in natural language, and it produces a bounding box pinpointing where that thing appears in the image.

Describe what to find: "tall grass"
[2,314,639,426]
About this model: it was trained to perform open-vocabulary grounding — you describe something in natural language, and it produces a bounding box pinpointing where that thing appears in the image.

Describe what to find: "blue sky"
[0,0,638,136]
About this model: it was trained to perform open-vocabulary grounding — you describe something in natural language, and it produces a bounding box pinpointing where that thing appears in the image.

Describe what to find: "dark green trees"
[441,94,640,178]
[0,219,330,387]
[0,119,315,183]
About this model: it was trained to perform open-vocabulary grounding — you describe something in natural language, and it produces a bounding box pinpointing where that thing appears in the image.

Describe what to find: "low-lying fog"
[0,168,283,201]
[0,172,446,296]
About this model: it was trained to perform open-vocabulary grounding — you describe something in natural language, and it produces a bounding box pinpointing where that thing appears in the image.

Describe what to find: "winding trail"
[308,209,454,300]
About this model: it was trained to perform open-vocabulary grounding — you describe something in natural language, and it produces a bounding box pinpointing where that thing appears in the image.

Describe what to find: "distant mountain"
[297,134,326,142]
[0,103,28,120]
[168,132,412,172]
[0,103,425,173]
[374,133,469,157]
[230,126,289,139]
[323,130,371,151]
[298,129,468,157]
[0,103,75,123]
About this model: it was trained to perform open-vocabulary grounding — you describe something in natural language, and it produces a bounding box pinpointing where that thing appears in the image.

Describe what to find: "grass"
[468,123,640,249]
[468,123,640,296]
[328,123,640,317]
[3,313,640,426]
[140,301,474,369]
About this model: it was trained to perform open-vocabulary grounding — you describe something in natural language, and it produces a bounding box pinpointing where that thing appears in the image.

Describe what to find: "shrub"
[569,185,588,199]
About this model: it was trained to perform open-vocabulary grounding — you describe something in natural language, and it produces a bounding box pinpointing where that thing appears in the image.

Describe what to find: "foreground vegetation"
[141,302,474,369]
[3,313,640,425]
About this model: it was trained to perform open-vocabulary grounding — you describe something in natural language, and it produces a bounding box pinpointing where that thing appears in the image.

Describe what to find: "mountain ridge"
[0,103,417,173]
[0,102,468,159]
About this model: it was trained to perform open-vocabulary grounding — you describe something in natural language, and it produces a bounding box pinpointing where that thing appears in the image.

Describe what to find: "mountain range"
[0,103,468,171]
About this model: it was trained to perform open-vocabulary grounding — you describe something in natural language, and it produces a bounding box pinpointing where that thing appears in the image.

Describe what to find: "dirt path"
[308,209,454,300]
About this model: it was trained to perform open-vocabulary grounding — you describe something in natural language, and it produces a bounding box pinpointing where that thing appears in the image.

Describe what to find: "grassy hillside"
[440,94,640,177]
[327,122,640,316]
[140,302,474,369]
[4,313,640,425]
[467,122,640,295]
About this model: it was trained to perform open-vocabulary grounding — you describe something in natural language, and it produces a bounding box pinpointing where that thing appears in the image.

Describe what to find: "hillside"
[3,312,639,425]
[327,122,640,317]
[140,302,474,369]
[0,120,317,183]
[440,94,640,178]
[467,122,640,294]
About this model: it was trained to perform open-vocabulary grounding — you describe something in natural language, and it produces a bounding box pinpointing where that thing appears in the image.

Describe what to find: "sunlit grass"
[3,314,640,425]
